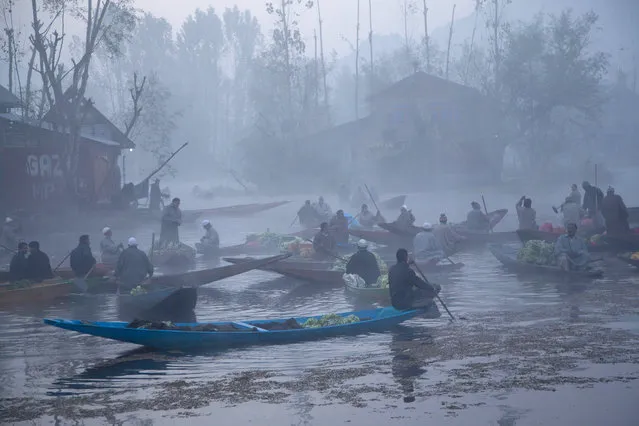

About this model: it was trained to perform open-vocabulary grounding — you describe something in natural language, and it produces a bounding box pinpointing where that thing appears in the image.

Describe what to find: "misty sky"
[135,0,475,56]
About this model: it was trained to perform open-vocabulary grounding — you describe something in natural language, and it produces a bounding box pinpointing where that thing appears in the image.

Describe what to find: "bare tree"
[29,0,135,196]
[123,72,146,138]
[422,0,430,73]
[355,0,360,119]
[445,4,456,80]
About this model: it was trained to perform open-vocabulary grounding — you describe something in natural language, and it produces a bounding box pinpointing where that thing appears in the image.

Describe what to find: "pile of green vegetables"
[130,285,148,296]
[333,251,389,288]
[517,240,556,265]
[246,232,284,248]
[150,242,196,258]
[302,313,360,328]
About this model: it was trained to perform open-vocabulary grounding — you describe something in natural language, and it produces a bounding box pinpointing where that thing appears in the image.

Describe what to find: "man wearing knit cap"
[115,237,154,291]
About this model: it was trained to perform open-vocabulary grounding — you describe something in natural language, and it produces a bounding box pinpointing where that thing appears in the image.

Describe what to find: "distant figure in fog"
[516,196,537,230]
[297,200,319,228]
[149,178,162,211]
[160,197,182,246]
[9,242,29,281]
[312,222,336,259]
[313,196,332,222]
[198,220,220,253]
[601,186,629,235]
[358,204,383,228]
[393,206,416,230]
[329,210,349,244]
[433,214,466,256]
[466,202,490,232]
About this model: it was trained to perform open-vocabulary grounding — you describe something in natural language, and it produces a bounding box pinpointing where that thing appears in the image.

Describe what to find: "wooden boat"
[349,228,409,246]
[378,222,422,237]
[517,230,635,253]
[617,254,639,269]
[150,243,196,267]
[190,201,290,218]
[43,307,423,350]
[152,253,292,288]
[223,257,463,285]
[118,287,198,313]
[343,281,389,302]
[0,278,74,307]
[379,195,407,210]
[488,244,603,279]
[603,234,639,252]
[455,208,509,232]
[516,229,560,244]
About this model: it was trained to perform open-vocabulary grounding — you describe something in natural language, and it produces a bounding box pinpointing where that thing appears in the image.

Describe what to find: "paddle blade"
[73,278,88,293]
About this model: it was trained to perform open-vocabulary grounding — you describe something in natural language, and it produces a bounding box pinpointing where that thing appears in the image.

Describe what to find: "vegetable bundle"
[302,313,360,328]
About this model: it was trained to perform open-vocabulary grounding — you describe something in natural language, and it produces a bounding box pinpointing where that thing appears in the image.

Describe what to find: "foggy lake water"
[1,188,639,425]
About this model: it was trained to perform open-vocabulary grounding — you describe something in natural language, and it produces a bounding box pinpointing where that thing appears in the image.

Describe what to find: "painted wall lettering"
[32,182,56,201]
[25,154,63,178]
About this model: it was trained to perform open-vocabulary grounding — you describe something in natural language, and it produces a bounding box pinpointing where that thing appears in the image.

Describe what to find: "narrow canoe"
[152,253,292,288]
[488,244,603,279]
[455,209,509,232]
[516,230,630,253]
[43,307,423,350]
[190,201,290,218]
[118,287,198,313]
[343,279,389,302]
[0,278,74,307]
[379,195,407,211]
[603,234,639,252]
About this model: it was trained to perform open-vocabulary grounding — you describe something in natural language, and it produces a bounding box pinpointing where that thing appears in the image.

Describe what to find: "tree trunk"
[314,29,319,108]
[317,0,328,110]
[355,0,360,119]
[493,0,500,94]
[464,8,480,84]
[368,0,374,76]
[5,29,14,92]
[445,5,456,80]
[422,0,430,73]
[281,0,292,113]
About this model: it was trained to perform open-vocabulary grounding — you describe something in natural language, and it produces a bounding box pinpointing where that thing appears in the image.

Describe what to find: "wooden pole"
[422,0,430,72]
[368,0,374,76]
[355,0,361,119]
[316,0,328,109]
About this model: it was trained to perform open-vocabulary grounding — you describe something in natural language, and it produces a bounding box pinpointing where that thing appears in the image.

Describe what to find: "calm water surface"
[1,191,639,425]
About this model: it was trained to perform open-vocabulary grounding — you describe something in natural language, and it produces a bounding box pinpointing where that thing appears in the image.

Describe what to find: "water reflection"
[390,325,433,403]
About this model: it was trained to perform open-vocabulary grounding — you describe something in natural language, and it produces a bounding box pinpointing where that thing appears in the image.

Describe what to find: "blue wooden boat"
[43,307,422,350]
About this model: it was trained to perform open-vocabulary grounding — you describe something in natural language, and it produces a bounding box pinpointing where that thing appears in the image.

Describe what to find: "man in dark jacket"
[26,241,54,282]
[115,237,154,291]
[312,222,336,259]
[601,186,630,235]
[466,202,490,231]
[70,234,97,277]
[329,210,349,244]
[9,242,29,281]
[346,240,381,287]
[388,248,440,310]
[582,181,605,228]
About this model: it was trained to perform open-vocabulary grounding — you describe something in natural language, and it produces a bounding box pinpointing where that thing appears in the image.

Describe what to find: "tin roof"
[0,85,21,108]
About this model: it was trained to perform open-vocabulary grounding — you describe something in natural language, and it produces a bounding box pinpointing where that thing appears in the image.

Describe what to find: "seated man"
[115,237,154,291]
[346,240,381,287]
[358,204,383,228]
[413,223,445,265]
[433,213,465,256]
[70,234,97,278]
[198,220,220,253]
[26,241,54,282]
[329,210,349,244]
[466,201,490,231]
[9,242,29,281]
[554,222,589,271]
[393,205,416,230]
[297,200,319,228]
[388,248,440,310]
[100,227,123,266]
[312,222,337,259]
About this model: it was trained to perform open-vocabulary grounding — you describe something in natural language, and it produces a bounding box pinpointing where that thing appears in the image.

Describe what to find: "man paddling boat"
[70,235,97,278]
[466,202,490,232]
[329,210,349,244]
[388,249,440,310]
[346,240,381,287]
[516,196,537,230]
[554,223,589,271]
[298,200,319,228]
[115,237,154,291]
[313,222,337,260]
[393,205,416,231]
[413,223,444,265]
[358,204,383,228]
[433,214,465,256]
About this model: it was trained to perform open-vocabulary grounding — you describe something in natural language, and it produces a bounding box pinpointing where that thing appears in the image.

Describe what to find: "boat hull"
[44,307,422,350]
[488,244,603,279]
[0,279,74,307]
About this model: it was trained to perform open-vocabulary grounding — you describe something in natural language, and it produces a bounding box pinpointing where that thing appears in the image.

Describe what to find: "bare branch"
[124,72,147,137]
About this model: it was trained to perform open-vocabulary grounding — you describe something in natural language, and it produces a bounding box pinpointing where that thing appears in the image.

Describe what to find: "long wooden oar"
[73,265,95,293]
[53,251,72,273]
[0,244,16,253]
[364,184,382,216]
[412,261,456,321]
[481,194,493,233]
[289,215,298,228]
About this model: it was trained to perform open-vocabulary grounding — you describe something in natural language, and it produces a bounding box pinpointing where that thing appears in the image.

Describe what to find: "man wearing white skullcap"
[413,222,444,265]
[345,238,381,287]
[114,236,154,291]
[100,226,123,266]
[196,219,220,254]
